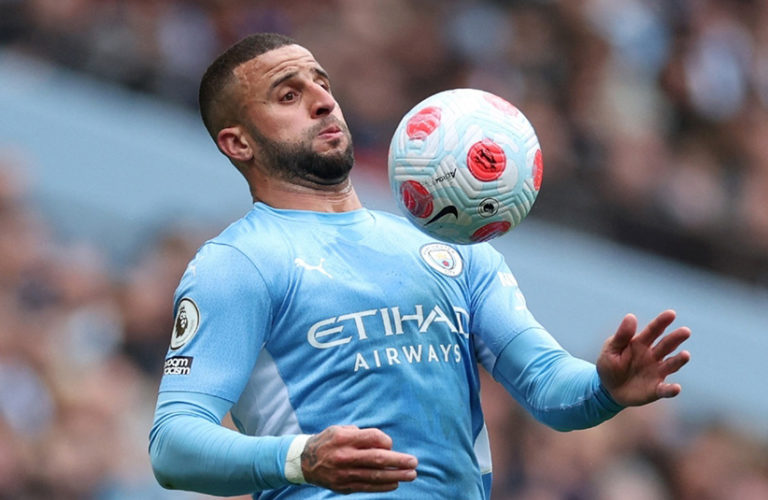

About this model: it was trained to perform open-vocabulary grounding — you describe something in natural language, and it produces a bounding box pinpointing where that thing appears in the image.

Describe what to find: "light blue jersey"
[150,203,622,499]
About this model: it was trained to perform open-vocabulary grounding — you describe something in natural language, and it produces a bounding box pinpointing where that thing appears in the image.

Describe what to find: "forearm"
[149,391,303,495]
[492,328,623,431]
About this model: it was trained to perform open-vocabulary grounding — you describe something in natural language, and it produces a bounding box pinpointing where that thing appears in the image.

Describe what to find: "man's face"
[232,45,354,185]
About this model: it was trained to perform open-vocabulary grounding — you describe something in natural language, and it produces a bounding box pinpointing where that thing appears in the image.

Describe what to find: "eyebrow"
[269,67,330,92]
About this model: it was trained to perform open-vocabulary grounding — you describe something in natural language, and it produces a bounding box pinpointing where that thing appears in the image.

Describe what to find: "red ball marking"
[483,93,520,117]
[471,221,512,242]
[467,139,506,181]
[406,106,442,140]
[400,180,433,218]
[533,149,543,191]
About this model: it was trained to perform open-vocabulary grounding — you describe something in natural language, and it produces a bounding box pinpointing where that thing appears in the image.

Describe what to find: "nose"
[309,83,336,119]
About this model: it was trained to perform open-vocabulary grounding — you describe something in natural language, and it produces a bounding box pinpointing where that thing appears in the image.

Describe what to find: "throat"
[250,176,362,213]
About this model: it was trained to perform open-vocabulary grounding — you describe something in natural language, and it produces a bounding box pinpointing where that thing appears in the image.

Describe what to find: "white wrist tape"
[284,434,312,484]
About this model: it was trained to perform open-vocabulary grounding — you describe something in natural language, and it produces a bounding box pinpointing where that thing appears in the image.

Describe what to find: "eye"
[280,90,298,102]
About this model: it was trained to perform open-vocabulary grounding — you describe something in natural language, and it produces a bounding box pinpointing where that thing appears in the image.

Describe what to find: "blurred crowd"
[0,162,207,498]
[2,0,768,284]
[1,0,767,499]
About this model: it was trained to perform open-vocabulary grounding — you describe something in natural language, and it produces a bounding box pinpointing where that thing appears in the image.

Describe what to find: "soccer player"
[149,32,691,499]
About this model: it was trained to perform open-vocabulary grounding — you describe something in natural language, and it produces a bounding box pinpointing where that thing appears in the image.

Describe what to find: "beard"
[247,119,355,186]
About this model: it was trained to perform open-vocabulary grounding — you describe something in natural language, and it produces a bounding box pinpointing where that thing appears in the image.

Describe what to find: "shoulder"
[200,204,294,269]
[175,241,264,304]
[211,205,286,248]
[174,206,293,299]
[458,240,503,264]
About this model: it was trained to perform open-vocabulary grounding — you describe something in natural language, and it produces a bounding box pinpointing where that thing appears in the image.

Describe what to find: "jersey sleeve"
[466,244,623,430]
[465,243,547,366]
[159,241,272,403]
[491,329,623,431]
[151,243,313,494]
[149,391,303,495]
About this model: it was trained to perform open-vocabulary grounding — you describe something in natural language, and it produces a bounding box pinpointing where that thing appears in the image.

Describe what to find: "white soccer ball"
[388,88,543,244]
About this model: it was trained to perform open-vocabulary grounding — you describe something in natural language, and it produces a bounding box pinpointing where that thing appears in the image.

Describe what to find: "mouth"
[317,125,343,140]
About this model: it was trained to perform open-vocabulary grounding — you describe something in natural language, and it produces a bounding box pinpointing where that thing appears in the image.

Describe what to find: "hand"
[301,425,418,494]
[597,310,691,407]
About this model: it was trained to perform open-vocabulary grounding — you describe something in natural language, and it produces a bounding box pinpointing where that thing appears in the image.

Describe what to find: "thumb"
[606,314,637,354]
[656,382,682,400]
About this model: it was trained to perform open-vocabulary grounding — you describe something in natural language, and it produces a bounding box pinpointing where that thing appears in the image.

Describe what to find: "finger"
[341,447,419,470]
[333,482,402,494]
[341,466,418,485]
[636,309,677,346]
[652,326,691,360]
[331,466,417,493]
[656,382,682,399]
[333,475,413,495]
[349,428,394,450]
[337,425,360,431]
[322,425,361,440]
[607,314,637,354]
[659,350,691,377]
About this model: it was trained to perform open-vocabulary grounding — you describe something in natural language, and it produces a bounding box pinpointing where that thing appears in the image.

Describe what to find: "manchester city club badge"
[420,243,463,277]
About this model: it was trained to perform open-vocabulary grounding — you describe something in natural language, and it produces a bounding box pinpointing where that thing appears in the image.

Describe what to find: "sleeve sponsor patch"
[170,298,200,350]
[164,356,193,375]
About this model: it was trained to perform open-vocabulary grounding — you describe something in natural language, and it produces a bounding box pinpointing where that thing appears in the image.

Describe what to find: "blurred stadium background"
[1,1,767,499]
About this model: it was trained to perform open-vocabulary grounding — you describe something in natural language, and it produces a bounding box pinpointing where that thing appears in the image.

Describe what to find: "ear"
[217,126,254,163]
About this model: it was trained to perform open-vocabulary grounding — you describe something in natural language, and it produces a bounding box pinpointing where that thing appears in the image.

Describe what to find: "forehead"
[233,44,323,95]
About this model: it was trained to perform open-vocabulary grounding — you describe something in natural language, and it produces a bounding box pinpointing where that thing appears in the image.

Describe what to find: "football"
[388,88,543,244]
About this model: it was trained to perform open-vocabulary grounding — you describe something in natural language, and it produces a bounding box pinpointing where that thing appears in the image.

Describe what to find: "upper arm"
[159,242,273,402]
[465,244,545,371]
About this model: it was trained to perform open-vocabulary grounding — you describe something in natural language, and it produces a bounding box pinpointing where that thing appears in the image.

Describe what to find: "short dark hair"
[198,33,298,138]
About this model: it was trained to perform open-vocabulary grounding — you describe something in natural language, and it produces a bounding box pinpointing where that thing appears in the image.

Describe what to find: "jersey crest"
[420,243,463,277]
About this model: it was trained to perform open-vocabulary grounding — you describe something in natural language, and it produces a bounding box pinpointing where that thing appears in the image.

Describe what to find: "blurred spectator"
[118,229,204,376]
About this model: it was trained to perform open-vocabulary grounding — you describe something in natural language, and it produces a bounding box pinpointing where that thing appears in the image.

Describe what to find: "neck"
[247,173,363,212]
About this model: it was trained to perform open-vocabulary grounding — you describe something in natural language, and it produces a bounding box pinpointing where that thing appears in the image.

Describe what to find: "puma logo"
[294,257,333,279]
